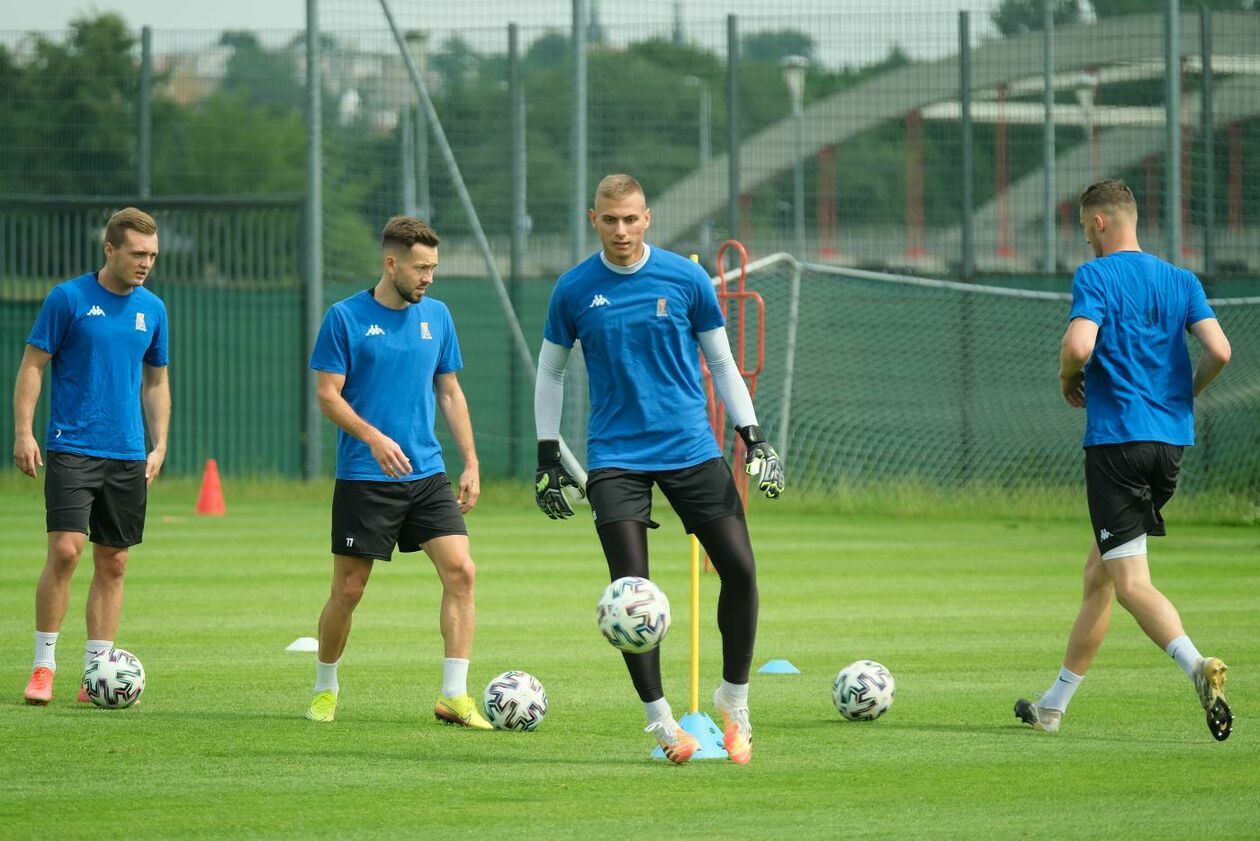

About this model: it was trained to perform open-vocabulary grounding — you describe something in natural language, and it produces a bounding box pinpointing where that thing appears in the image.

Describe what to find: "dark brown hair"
[1079,179,1137,216]
[382,216,439,251]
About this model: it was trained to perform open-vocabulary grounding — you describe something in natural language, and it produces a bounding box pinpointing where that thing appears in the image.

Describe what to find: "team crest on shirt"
[420,321,432,340]
[134,313,147,332]
[656,297,669,317]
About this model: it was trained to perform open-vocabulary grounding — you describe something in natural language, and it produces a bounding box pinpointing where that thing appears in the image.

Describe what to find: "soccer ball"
[483,671,547,731]
[596,576,671,654]
[832,659,895,721]
[82,648,146,709]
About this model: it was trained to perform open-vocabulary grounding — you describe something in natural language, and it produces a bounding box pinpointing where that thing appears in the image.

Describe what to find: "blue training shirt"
[310,289,462,481]
[544,246,725,471]
[26,272,169,461]
[1068,251,1215,448]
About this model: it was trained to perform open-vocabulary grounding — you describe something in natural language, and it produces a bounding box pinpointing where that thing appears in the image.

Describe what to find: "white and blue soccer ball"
[596,576,671,654]
[82,648,146,709]
[832,659,895,721]
[483,670,547,731]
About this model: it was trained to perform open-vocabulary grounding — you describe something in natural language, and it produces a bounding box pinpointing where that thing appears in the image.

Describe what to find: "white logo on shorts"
[1099,528,1112,541]
[345,537,354,547]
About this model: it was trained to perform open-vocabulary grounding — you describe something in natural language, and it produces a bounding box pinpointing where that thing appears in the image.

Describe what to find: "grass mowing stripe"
[0,481,1255,839]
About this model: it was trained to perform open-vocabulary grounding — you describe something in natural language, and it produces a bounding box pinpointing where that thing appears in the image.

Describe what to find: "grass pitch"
[1,477,1257,840]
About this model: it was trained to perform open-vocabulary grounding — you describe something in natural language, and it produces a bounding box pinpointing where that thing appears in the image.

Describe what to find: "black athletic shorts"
[1085,442,1183,556]
[586,457,744,534]
[44,451,148,548]
[331,472,467,560]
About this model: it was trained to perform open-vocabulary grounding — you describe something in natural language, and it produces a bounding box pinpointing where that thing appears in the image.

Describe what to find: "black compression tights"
[596,515,759,702]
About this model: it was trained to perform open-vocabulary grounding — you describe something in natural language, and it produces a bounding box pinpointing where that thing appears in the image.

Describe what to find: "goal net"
[722,255,1260,501]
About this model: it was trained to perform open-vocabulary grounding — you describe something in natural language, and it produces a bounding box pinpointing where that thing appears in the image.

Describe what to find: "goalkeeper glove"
[535,440,585,519]
[738,425,785,499]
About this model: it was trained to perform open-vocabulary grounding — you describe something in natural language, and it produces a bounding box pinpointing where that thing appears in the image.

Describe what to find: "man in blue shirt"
[15,207,170,705]
[1016,179,1235,741]
[306,216,490,729]
[534,174,784,764]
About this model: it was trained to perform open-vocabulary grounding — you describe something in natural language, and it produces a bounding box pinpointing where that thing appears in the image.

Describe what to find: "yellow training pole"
[689,534,701,714]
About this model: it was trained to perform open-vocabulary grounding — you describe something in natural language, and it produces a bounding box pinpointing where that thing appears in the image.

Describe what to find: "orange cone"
[195,458,226,516]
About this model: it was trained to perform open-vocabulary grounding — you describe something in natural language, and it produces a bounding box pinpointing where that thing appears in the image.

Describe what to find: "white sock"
[1165,635,1203,679]
[84,640,113,672]
[34,631,59,670]
[314,659,340,694]
[1040,666,1084,712]
[719,680,749,707]
[643,697,672,724]
[441,657,469,698]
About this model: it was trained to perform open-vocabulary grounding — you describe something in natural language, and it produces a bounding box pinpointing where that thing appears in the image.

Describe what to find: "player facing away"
[534,174,785,764]
[1015,179,1234,740]
[16,207,170,705]
[306,216,490,729]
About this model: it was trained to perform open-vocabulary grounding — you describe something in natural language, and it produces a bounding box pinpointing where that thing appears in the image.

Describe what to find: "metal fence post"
[727,14,740,248]
[1165,0,1181,262]
[138,26,152,199]
[959,11,974,280]
[1200,5,1214,280]
[401,106,417,216]
[1042,0,1055,274]
[571,0,588,265]
[509,22,527,477]
[303,0,324,479]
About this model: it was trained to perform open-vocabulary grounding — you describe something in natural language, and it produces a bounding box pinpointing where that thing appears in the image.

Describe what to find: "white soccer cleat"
[1014,695,1063,733]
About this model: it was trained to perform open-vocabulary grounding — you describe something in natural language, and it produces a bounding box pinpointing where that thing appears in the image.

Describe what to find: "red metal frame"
[700,239,765,507]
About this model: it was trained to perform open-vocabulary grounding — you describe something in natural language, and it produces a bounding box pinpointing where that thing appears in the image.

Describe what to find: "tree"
[4,14,140,194]
[990,0,1081,36]
[740,29,814,65]
[219,31,304,113]
[1090,0,1254,15]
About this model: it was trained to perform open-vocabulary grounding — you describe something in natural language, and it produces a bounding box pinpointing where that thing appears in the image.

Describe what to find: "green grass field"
[1,477,1257,840]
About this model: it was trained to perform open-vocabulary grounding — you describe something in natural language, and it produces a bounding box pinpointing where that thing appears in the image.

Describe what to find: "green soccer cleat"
[434,694,493,730]
[306,689,338,722]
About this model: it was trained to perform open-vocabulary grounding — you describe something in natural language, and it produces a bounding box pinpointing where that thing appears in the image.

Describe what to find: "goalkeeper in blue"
[534,173,784,765]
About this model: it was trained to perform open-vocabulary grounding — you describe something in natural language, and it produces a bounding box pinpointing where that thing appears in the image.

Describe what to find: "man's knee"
[440,556,476,596]
[47,533,86,572]
[93,546,129,581]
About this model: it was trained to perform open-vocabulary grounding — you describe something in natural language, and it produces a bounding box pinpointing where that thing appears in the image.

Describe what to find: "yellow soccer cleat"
[645,718,699,765]
[306,689,338,722]
[24,666,54,705]
[1194,657,1232,742]
[434,694,493,730]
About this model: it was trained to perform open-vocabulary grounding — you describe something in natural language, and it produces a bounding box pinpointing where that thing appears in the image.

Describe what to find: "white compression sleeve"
[697,327,758,430]
[534,340,571,440]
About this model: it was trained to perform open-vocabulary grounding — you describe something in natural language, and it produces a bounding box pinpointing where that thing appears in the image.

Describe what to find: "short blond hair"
[1080,179,1137,218]
[105,207,157,246]
[595,173,645,204]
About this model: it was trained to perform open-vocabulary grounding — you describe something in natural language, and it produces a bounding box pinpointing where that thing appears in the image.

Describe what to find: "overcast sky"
[4,1,1004,66]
